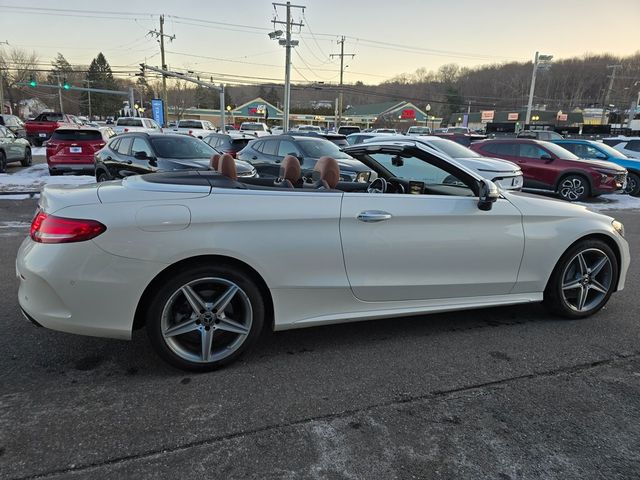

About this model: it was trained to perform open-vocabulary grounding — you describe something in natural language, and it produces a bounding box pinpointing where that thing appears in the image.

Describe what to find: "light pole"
[525,52,553,127]
[425,103,431,130]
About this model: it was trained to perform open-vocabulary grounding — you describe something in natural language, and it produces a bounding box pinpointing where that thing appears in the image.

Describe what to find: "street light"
[525,51,553,126]
[425,104,431,128]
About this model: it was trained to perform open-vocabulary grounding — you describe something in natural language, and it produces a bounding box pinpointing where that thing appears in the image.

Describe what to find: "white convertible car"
[16,140,630,371]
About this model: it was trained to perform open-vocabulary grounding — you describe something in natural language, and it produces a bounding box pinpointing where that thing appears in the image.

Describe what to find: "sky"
[1,0,639,86]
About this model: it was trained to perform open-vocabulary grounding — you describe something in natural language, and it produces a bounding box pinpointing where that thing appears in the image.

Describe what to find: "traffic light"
[29,75,37,87]
[62,78,70,90]
[136,63,145,77]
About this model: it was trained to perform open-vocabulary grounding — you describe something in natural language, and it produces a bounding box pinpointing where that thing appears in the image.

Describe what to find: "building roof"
[345,101,404,117]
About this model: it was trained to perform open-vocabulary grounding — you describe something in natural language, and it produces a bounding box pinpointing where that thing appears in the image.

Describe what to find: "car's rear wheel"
[146,265,264,371]
[21,148,32,167]
[0,151,6,173]
[558,174,589,202]
[543,239,618,319]
[624,172,640,197]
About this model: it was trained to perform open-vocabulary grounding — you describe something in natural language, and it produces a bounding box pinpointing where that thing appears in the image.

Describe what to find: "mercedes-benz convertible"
[16,140,630,371]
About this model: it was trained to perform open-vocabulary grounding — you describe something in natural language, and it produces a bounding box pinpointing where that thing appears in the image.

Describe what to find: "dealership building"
[448,109,585,131]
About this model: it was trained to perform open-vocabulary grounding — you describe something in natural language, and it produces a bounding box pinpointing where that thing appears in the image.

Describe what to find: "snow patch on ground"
[577,194,640,212]
[0,164,95,196]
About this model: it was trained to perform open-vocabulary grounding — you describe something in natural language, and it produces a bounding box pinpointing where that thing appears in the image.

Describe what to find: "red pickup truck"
[25,112,77,146]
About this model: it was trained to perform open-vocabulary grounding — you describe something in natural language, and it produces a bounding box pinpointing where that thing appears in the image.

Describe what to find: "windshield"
[150,136,215,159]
[594,142,628,158]
[298,139,351,159]
[447,127,469,133]
[543,142,580,160]
[178,120,204,129]
[426,138,481,158]
[241,123,264,131]
[51,130,102,141]
[408,127,430,134]
[117,118,143,127]
[36,113,64,122]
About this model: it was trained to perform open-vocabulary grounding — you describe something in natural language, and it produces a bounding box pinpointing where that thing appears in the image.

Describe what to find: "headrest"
[314,156,340,189]
[210,153,221,171]
[217,153,237,181]
[280,155,302,185]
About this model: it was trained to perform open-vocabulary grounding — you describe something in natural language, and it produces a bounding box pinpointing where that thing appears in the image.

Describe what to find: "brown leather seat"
[276,155,302,188]
[209,153,221,170]
[311,156,340,189]
[217,153,237,181]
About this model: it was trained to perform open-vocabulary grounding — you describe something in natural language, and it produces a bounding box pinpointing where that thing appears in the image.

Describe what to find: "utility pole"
[271,2,304,133]
[55,74,64,114]
[0,40,8,115]
[148,15,175,127]
[330,36,355,128]
[601,64,622,124]
[525,51,553,127]
[84,79,93,119]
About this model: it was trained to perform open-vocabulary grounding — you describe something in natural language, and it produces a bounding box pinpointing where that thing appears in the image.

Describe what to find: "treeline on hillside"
[2,49,639,120]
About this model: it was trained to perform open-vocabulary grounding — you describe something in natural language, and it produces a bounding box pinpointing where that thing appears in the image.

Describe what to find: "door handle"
[357,210,392,222]
[252,156,257,160]
[124,160,132,164]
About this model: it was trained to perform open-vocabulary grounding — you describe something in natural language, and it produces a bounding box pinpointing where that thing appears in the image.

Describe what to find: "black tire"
[557,174,590,202]
[543,239,618,319]
[146,264,265,371]
[96,170,110,182]
[21,148,32,167]
[0,151,6,173]
[624,172,640,197]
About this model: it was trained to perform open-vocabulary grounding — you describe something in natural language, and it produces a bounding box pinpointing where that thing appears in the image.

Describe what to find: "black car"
[94,132,256,182]
[236,134,372,181]
[203,132,255,157]
[0,114,27,139]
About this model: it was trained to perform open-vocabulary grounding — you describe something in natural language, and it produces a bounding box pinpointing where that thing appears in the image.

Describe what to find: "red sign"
[507,112,519,121]
[401,109,415,119]
[248,107,257,115]
[558,113,568,122]
[481,110,495,122]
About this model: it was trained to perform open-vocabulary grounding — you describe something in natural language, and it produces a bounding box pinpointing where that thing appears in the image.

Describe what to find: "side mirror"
[134,151,148,160]
[391,156,404,167]
[540,154,554,162]
[595,152,607,160]
[296,154,304,165]
[478,179,500,211]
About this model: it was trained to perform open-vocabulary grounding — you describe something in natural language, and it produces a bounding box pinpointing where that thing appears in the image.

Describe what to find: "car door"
[516,143,555,189]
[129,137,156,174]
[252,139,281,177]
[340,149,524,302]
[111,137,135,177]
[0,126,20,160]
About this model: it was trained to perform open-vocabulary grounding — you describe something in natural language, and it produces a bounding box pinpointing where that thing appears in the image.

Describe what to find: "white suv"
[239,122,271,137]
[114,117,162,135]
[602,137,640,159]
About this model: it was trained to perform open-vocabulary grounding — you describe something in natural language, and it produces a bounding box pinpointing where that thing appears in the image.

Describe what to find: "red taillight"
[225,150,237,158]
[30,211,106,244]
[124,128,129,132]
[189,130,193,135]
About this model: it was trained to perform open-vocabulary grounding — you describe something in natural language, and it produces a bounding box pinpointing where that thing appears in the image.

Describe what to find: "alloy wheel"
[561,248,613,312]
[624,173,638,196]
[559,177,586,201]
[161,277,253,364]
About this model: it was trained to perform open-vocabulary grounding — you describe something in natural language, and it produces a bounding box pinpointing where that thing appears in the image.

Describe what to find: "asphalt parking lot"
[0,196,639,479]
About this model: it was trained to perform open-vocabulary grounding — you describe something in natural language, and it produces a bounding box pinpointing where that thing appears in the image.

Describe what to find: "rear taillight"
[189,130,193,135]
[30,211,106,244]
[124,128,129,132]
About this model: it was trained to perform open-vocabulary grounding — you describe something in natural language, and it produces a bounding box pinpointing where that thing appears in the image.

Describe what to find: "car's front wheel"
[0,151,6,173]
[146,265,265,371]
[544,239,618,319]
[96,170,110,182]
[558,174,589,202]
[624,172,640,197]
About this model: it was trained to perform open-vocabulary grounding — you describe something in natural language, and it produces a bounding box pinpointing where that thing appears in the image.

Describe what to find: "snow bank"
[0,164,95,197]
[577,194,640,212]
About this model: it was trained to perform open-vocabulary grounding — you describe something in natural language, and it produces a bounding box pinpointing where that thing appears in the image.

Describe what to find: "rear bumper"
[27,132,53,142]
[16,237,165,340]
[47,162,95,174]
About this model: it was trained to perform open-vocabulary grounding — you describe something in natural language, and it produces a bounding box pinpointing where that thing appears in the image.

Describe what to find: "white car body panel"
[172,120,217,139]
[16,146,630,341]
[113,117,162,135]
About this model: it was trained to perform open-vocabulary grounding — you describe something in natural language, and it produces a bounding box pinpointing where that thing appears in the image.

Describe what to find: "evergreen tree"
[82,53,120,117]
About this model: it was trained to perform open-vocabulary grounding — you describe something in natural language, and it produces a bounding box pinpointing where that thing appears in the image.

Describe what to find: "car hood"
[454,156,521,174]
[565,157,626,172]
